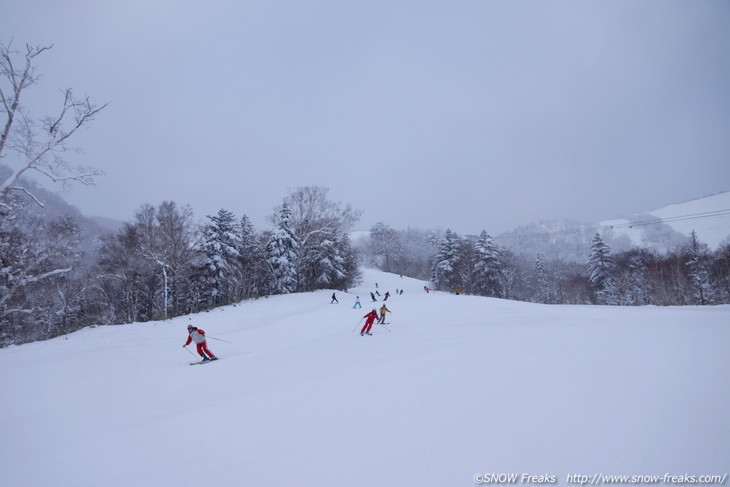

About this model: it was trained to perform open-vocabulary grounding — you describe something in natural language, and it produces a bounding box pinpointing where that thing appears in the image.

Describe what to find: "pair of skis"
[189,358,219,366]
[357,323,392,334]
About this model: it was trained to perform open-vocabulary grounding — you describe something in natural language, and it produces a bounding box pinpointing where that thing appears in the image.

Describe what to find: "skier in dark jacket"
[331,293,338,304]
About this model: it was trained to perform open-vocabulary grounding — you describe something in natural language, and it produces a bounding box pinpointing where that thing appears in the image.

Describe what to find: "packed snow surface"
[3,269,729,487]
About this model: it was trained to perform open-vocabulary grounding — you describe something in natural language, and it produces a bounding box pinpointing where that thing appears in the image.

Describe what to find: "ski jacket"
[185,328,207,345]
[363,311,378,324]
[379,306,390,315]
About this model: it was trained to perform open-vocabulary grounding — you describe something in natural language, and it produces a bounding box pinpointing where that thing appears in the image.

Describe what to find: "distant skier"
[331,292,339,304]
[353,296,362,309]
[378,304,391,324]
[361,309,379,336]
[183,325,217,361]
[370,292,377,302]
[384,291,390,301]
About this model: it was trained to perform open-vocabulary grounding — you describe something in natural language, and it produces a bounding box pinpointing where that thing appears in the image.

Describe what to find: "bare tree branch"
[0,267,72,311]
[7,186,45,207]
[0,41,107,205]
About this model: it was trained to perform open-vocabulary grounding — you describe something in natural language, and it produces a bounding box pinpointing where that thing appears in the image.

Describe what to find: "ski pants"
[196,341,215,359]
[361,319,376,334]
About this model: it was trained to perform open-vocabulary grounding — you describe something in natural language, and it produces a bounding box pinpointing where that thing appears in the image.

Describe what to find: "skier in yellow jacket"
[378,304,390,324]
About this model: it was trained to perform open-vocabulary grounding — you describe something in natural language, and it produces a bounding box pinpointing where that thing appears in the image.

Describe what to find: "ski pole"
[183,345,197,357]
[379,323,392,332]
[206,336,232,343]
[353,318,364,332]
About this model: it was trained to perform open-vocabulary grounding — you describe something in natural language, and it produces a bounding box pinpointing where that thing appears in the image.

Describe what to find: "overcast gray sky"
[3,0,729,235]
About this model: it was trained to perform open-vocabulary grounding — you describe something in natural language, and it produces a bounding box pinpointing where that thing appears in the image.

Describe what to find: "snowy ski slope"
[3,269,729,487]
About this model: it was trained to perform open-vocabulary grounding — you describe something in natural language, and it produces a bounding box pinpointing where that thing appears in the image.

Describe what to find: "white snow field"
[3,269,729,487]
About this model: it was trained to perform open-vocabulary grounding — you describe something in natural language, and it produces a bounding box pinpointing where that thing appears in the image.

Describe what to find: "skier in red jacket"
[360,309,379,336]
[183,325,217,361]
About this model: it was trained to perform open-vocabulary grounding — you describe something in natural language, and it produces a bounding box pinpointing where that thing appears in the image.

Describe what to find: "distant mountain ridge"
[0,164,116,245]
[601,191,730,250]
[496,191,730,261]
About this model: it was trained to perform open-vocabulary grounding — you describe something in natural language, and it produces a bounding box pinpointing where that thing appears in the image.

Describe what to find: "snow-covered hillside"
[601,192,730,250]
[495,192,730,260]
[3,269,729,487]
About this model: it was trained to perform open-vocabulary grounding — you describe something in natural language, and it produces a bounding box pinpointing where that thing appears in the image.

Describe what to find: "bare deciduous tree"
[0,40,107,209]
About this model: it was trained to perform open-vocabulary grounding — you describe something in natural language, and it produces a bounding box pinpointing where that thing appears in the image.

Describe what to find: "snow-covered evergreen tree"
[587,233,618,304]
[239,215,257,263]
[615,249,653,305]
[300,236,346,288]
[427,231,440,248]
[532,253,551,303]
[335,233,361,291]
[710,243,730,303]
[430,229,462,291]
[496,247,522,300]
[265,204,299,294]
[471,230,501,297]
[237,214,266,298]
[200,209,241,306]
[684,230,712,305]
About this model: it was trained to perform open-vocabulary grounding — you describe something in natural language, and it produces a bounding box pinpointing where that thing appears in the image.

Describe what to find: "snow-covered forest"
[357,224,730,307]
[0,183,362,346]
[4,180,728,347]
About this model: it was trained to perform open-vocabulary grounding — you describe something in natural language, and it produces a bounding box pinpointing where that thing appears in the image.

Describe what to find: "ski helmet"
[187,325,193,330]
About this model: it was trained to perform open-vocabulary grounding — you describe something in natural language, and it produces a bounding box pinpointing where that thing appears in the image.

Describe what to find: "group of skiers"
[358,283,396,335]
[332,287,396,336]
[367,289,404,302]
[183,284,402,362]
[342,282,406,336]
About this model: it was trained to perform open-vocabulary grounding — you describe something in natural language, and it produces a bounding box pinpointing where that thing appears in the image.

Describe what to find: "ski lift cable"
[606,210,730,229]
[504,209,730,239]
